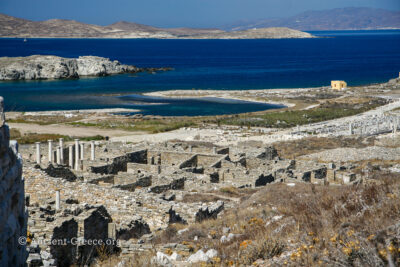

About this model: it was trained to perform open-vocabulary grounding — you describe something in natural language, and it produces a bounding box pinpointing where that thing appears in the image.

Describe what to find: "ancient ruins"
[1,76,400,266]
[20,127,386,265]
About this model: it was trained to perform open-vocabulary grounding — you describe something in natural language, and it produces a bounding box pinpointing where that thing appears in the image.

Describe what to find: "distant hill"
[226,7,400,31]
[0,13,312,39]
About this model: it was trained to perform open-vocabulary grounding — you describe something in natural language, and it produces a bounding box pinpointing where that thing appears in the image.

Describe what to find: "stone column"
[90,141,95,161]
[59,138,64,164]
[35,142,41,164]
[69,145,74,168]
[56,146,61,165]
[48,140,53,163]
[213,147,217,154]
[75,139,80,171]
[349,123,353,135]
[80,143,85,160]
[55,190,60,211]
[108,223,116,239]
[189,145,192,152]
[157,165,161,174]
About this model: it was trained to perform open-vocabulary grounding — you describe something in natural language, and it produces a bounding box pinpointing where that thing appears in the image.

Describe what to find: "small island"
[0,55,171,81]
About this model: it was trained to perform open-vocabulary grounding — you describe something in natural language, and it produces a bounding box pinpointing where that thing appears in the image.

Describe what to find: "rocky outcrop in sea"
[0,55,171,80]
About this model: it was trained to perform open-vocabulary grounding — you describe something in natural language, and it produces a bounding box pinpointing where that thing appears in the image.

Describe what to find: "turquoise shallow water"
[0,30,399,115]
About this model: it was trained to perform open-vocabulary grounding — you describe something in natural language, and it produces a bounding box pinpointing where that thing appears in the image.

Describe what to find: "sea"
[0,30,399,116]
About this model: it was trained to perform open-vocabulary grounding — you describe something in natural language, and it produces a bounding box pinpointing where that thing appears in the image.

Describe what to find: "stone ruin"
[17,120,362,265]
[0,96,27,266]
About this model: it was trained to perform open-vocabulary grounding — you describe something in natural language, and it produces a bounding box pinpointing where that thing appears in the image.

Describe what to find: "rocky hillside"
[0,55,170,81]
[197,27,313,39]
[227,7,400,31]
[0,13,313,39]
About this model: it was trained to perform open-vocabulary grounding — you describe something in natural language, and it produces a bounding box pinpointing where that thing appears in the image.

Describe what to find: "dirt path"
[8,123,143,138]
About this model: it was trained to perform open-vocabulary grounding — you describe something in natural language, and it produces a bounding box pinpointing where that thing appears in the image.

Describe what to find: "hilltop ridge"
[0,13,312,39]
[226,7,400,31]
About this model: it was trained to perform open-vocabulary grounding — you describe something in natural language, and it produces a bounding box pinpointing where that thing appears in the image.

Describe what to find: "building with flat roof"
[331,80,347,90]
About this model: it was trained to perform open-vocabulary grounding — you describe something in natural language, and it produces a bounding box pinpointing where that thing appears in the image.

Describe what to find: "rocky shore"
[0,55,171,81]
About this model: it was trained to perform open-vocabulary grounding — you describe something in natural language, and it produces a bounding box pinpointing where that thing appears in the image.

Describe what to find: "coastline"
[143,88,319,108]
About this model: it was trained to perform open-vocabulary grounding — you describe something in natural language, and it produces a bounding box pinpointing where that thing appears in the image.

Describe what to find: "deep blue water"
[0,30,399,115]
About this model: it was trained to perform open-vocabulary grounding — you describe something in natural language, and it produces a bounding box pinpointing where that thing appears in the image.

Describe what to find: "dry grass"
[180,193,226,203]
[93,250,158,267]
[8,114,85,125]
[219,186,240,196]
[275,136,375,159]
[146,171,400,266]
[9,128,104,144]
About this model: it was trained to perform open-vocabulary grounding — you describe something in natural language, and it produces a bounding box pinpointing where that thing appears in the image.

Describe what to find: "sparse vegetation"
[275,136,376,159]
[143,171,400,266]
[69,119,196,133]
[219,98,386,128]
[9,129,105,144]
[219,186,240,196]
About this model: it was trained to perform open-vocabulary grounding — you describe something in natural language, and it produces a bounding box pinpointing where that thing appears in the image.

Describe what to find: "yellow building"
[331,80,347,90]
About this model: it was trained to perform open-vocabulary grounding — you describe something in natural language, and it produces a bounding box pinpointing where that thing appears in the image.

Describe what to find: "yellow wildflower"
[240,240,252,249]
[213,257,221,263]
[347,230,354,237]
[388,244,396,253]
[379,249,387,259]
[342,247,352,256]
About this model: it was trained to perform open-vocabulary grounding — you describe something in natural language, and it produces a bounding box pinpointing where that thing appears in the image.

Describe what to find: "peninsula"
[0,55,171,81]
[0,13,313,39]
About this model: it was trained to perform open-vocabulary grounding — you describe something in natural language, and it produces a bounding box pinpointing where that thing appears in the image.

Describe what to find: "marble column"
[35,142,41,164]
[55,190,60,211]
[69,145,74,168]
[80,143,84,160]
[48,140,53,163]
[90,141,95,161]
[59,138,64,164]
[56,146,61,165]
[75,139,80,171]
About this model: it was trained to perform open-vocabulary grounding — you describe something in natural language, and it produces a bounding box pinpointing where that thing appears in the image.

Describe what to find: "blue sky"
[1,0,399,27]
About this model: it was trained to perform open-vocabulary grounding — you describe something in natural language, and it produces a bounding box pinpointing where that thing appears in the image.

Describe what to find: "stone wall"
[0,96,27,266]
[90,149,147,174]
[151,151,192,166]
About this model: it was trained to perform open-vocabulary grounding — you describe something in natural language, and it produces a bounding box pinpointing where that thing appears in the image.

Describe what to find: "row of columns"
[35,139,96,168]
[348,119,399,136]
